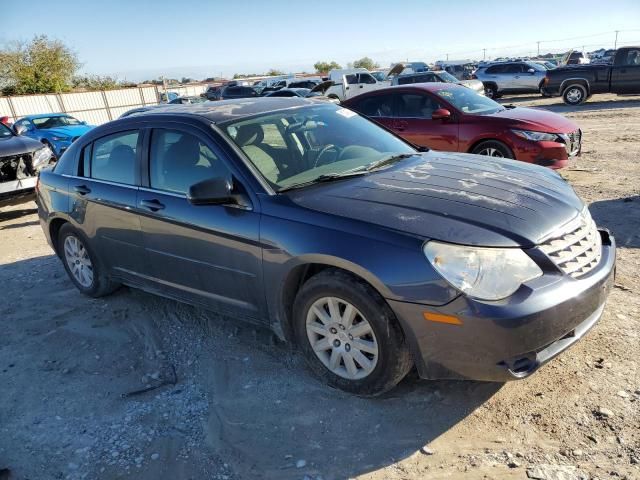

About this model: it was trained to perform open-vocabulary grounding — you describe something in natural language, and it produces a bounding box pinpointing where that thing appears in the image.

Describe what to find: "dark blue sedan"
[36,98,615,395]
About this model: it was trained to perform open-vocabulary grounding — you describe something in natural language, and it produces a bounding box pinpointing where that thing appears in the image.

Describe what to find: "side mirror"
[81,120,87,125]
[431,108,451,121]
[188,177,235,206]
[14,124,27,136]
[527,68,535,74]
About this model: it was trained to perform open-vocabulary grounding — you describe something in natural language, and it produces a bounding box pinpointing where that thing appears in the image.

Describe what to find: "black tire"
[562,84,587,105]
[58,223,119,297]
[471,140,514,159]
[293,269,413,396]
[483,83,499,99]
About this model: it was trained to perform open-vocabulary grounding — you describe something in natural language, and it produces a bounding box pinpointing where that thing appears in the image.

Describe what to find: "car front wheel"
[472,140,514,159]
[293,269,412,396]
[58,223,119,297]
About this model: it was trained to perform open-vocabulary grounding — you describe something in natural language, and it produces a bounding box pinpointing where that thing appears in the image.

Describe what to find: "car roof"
[118,97,331,123]
[21,113,71,120]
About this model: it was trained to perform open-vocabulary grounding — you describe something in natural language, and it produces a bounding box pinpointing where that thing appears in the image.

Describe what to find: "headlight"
[423,241,542,300]
[51,136,70,141]
[32,146,53,169]
[511,129,559,142]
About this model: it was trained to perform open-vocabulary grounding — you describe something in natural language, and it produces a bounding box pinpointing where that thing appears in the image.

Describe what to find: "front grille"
[559,129,581,156]
[539,210,602,278]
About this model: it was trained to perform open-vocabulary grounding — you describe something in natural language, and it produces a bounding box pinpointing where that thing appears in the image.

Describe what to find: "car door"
[357,73,380,95]
[137,125,265,322]
[518,63,540,90]
[483,64,507,90]
[611,48,640,94]
[342,74,360,99]
[346,93,396,130]
[69,129,147,283]
[502,63,526,90]
[391,91,459,152]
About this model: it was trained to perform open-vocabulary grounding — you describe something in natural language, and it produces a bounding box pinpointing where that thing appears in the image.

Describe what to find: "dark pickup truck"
[542,46,640,105]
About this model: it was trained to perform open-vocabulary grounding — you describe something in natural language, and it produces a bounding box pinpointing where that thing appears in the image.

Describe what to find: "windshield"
[435,87,504,115]
[370,72,387,81]
[221,104,415,190]
[434,71,459,83]
[32,115,82,129]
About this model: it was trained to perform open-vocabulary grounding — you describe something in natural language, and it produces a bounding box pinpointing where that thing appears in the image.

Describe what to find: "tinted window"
[485,65,506,74]
[350,94,394,117]
[150,129,228,194]
[345,74,359,85]
[504,64,524,74]
[269,90,297,97]
[396,93,442,118]
[91,131,139,185]
[358,73,377,84]
[622,49,640,65]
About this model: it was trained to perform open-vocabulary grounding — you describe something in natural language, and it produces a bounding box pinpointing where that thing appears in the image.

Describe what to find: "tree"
[352,57,379,70]
[267,68,285,76]
[313,61,342,73]
[0,35,80,95]
[71,75,120,91]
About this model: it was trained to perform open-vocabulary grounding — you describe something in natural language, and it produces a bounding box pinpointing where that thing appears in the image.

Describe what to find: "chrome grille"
[539,210,602,278]
[559,129,581,156]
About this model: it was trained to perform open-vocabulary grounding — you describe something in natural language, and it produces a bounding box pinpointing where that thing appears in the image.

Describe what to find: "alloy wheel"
[305,296,379,380]
[566,87,583,104]
[477,147,504,157]
[63,235,94,288]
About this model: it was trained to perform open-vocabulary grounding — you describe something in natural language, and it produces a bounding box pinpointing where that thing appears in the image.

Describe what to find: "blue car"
[13,113,95,158]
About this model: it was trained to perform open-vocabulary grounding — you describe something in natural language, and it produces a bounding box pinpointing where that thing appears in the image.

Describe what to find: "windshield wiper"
[278,170,368,193]
[365,153,417,172]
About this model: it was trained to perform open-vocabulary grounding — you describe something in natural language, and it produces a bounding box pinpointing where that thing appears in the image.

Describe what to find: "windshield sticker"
[336,108,357,118]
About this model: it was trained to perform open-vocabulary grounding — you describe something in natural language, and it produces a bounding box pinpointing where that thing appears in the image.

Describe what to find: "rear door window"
[90,130,139,185]
[345,74,359,85]
[485,65,506,74]
[349,94,395,117]
[622,49,640,66]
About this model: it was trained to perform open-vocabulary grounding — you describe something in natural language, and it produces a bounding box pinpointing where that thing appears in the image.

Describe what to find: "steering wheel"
[314,144,339,167]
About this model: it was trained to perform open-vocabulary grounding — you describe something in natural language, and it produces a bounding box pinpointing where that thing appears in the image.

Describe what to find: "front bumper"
[510,133,581,170]
[389,230,616,382]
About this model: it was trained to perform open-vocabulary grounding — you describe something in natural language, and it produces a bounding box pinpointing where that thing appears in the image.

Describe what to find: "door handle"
[359,85,364,88]
[140,199,165,211]
[73,185,91,195]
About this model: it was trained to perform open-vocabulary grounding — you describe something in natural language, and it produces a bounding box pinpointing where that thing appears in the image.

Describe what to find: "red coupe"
[344,83,581,169]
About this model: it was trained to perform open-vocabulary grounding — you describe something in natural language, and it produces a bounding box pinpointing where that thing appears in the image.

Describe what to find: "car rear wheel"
[472,140,514,159]
[562,85,587,105]
[293,269,413,396]
[58,223,119,297]
[483,84,499,99]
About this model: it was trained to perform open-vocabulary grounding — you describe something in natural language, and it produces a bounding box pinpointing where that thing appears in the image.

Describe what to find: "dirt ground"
[1,93,639,480]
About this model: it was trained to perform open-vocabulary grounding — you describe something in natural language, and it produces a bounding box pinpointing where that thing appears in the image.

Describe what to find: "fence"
[0,84,208,125]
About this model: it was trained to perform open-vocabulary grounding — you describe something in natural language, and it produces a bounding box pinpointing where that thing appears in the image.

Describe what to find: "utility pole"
[614,30,619,49]
[482,48,486,60]
[446,53,449,61]
[537,41,540,56]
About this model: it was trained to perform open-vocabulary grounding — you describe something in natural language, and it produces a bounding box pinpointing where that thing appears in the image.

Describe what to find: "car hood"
[457,79,484,91]
[0,134,44,156]
[287,152,584,247]
[485,106,578,133]
[44,125,93,137]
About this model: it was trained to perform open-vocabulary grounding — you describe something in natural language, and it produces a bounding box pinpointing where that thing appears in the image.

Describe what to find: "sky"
[1,0,640,81]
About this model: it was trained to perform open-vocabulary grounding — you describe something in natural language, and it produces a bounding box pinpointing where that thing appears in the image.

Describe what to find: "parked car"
[264,88,317,98]
[561,50,590,66]
[12,114,94,158]
[37,98,615,395]
[542,46,640,105]
[391,71,485,95]
[1,116,11,127]
[288,80,321,89]
[216,85,259,100]
[530,60,556,70]
[324,68,389,101]
[203,85,223,100]
[473,61,548,98]
[168,95,207,104]
[0,122,53,207]
[344,83,581,169]
[159,92,180,103]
